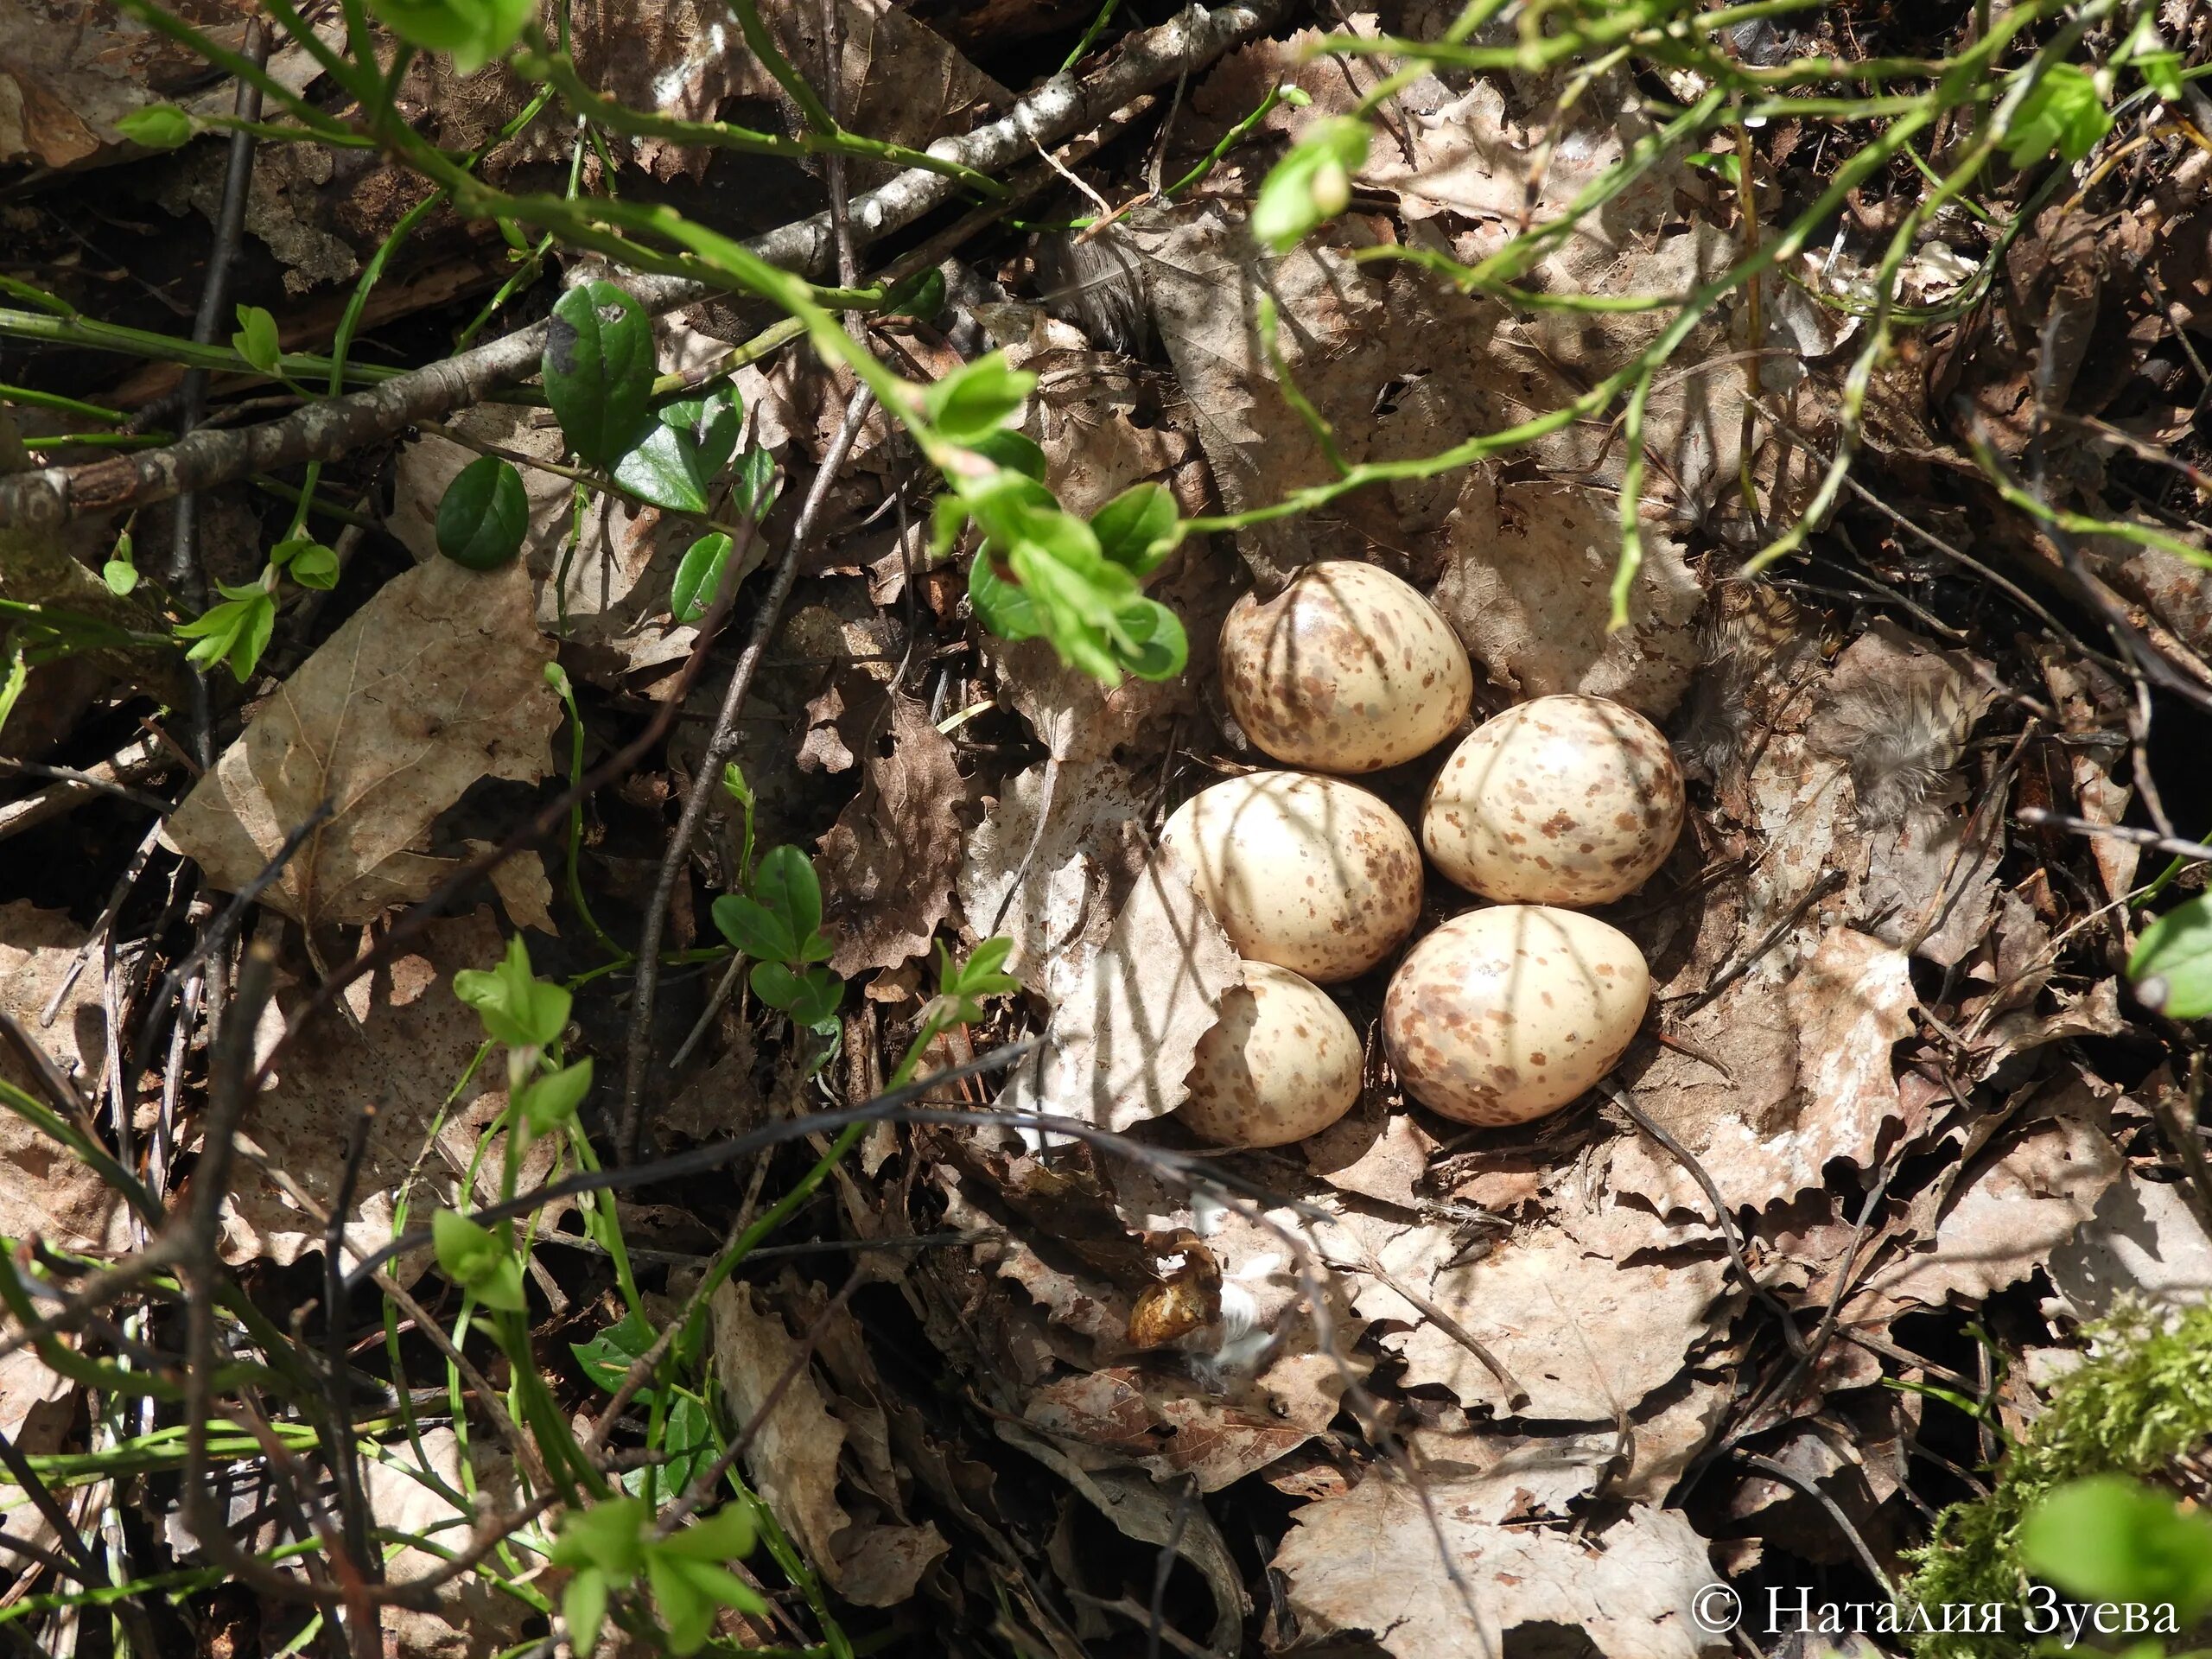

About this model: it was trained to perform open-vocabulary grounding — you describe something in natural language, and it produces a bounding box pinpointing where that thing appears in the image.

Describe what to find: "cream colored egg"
[1220,562,1474,773]
[1382,906,1649,1127]
[1421,694,1684,906]
[1179,963,1362,1147]
[1160,771,1421,983]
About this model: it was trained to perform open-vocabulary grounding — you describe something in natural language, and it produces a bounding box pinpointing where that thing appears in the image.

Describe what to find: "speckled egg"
[1382,906,1649,1127]
[1220,562,1474,773]
[1179,963,1362,1147]
[1421,694,1684,906]
[1159,771,1421,983]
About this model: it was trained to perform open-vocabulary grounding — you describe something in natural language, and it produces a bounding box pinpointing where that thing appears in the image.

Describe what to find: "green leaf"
[544,282,656,468]
[232,305,281,375]
[671,532,735,624]
[969,429,1047,481]
[885,268,947,321]
[2131,893,2212,1018]
[367,0,534,73]
[660,1504,756,1562]
[1252,117,1370,253]
[571,1308,657,1395]
[550,1496,649,1578]
[436,454,531,570]
[451,935,571,1050]
[711,893,797,964]
[562,1567,610,1656]
[2021,1475,2212,1619]
[431,1209,526,1313]
[273,537,340,590]
[612,391,740,513]
[751,961,842,1030]
[922,352,1035,446]
[968,548,1045,641]
[102,557,138,597]
[2005,62,2113,169]
[632,1391,713,1499]
[175,582,276,683]
[517,1057,593,1135]
[1113,595,1188,681]
[645,1554,718,1656]
[1090,481,1179,575]
[935,938,1017,1026]
[731,446,779,521]
[2138,51,2184,102]
[752,846,823,948]
[115,105,194,150]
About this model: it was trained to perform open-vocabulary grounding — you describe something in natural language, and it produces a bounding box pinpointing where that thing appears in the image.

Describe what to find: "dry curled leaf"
[165,558,559,926]
[818,695,965,976]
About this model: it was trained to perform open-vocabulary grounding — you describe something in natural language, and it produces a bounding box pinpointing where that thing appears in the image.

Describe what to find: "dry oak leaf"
[1609,928,1917,1218]
[710,1281,948,1607]
[817,695,965,977]
[166,558,559,926]
[0,902,133,1253]
[1274,1478,1723,1659]
[1022,1367,1313,1492]
[1335,1211,1729,1421]
[995,854,1243,1131]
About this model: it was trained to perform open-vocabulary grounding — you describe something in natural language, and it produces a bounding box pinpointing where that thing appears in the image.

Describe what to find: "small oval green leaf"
[671,532,736,624]
[544,282,657,469]
[2130,893,2212,1018]
[435,455,531,570]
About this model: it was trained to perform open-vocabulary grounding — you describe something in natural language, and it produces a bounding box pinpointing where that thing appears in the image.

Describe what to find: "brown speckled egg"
[1382,906,1649,1127]
[1421,694,1684,906]
[1220,562,1474,773]
[1179,963,1362,1147]
[1160,771,1421,983]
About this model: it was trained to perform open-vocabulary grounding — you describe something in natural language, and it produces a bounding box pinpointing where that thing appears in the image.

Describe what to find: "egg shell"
[1421,693,1684,906]
[1220,561,1474,773]
[1159,771,1421,983]
[1382,905,1649,1127]
[1179,963,1362,1147]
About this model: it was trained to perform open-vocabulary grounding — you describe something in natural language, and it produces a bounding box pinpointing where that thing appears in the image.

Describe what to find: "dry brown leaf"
[710,1281,949,1607]
[818,696,965,976]
[0,902,133,1253]
[363,1427,530,1659]
[1274,1478,1721,1659]
[1023,1368,1313,1491]
[1338,1212,1729,1421]
[1862,1076,2122,1312]
[2045,1173,2212,1321]
[1304,1108,1438,1210]
[995,855,1243,1132]
[1430,474,1704,717]
[166,559,559,926]
[219,911,558,1269]
[0,1341,78,1597]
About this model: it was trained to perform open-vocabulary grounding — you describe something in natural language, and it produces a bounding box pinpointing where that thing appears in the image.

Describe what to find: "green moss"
[1906,1300,2212,1658]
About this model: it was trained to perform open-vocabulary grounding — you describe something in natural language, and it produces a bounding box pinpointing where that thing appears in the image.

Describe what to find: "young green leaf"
[452,935,572,1051]
[550,1496,649,1649]
[885,268,947,321]
[752,845,823,950]
[969,429,1048,481]
[272,537,340,590]
[115,105,194,150]
[1113,594,1188,681]
[721,762,757,887]
[933,937,1018,1027]
[670,531,736,624]
[969,547,1046,641]
[175,582,276,683]
[435,454,531,570]
[1253,117,1370,253]
[2130,893,2212,1018]
[2005,62,2113,169]
[711,893,797,964]
[103,532,138,597]
[2021,1475,2212,1619]
[367,0,534,74]
[544,282,656,469]
[1090,481,1179,575]
[750,960,842,1031]
[516,1057,594,1135]
[232,305,281,375]
[430,1209,527,1313]
[922,352,1035,446]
